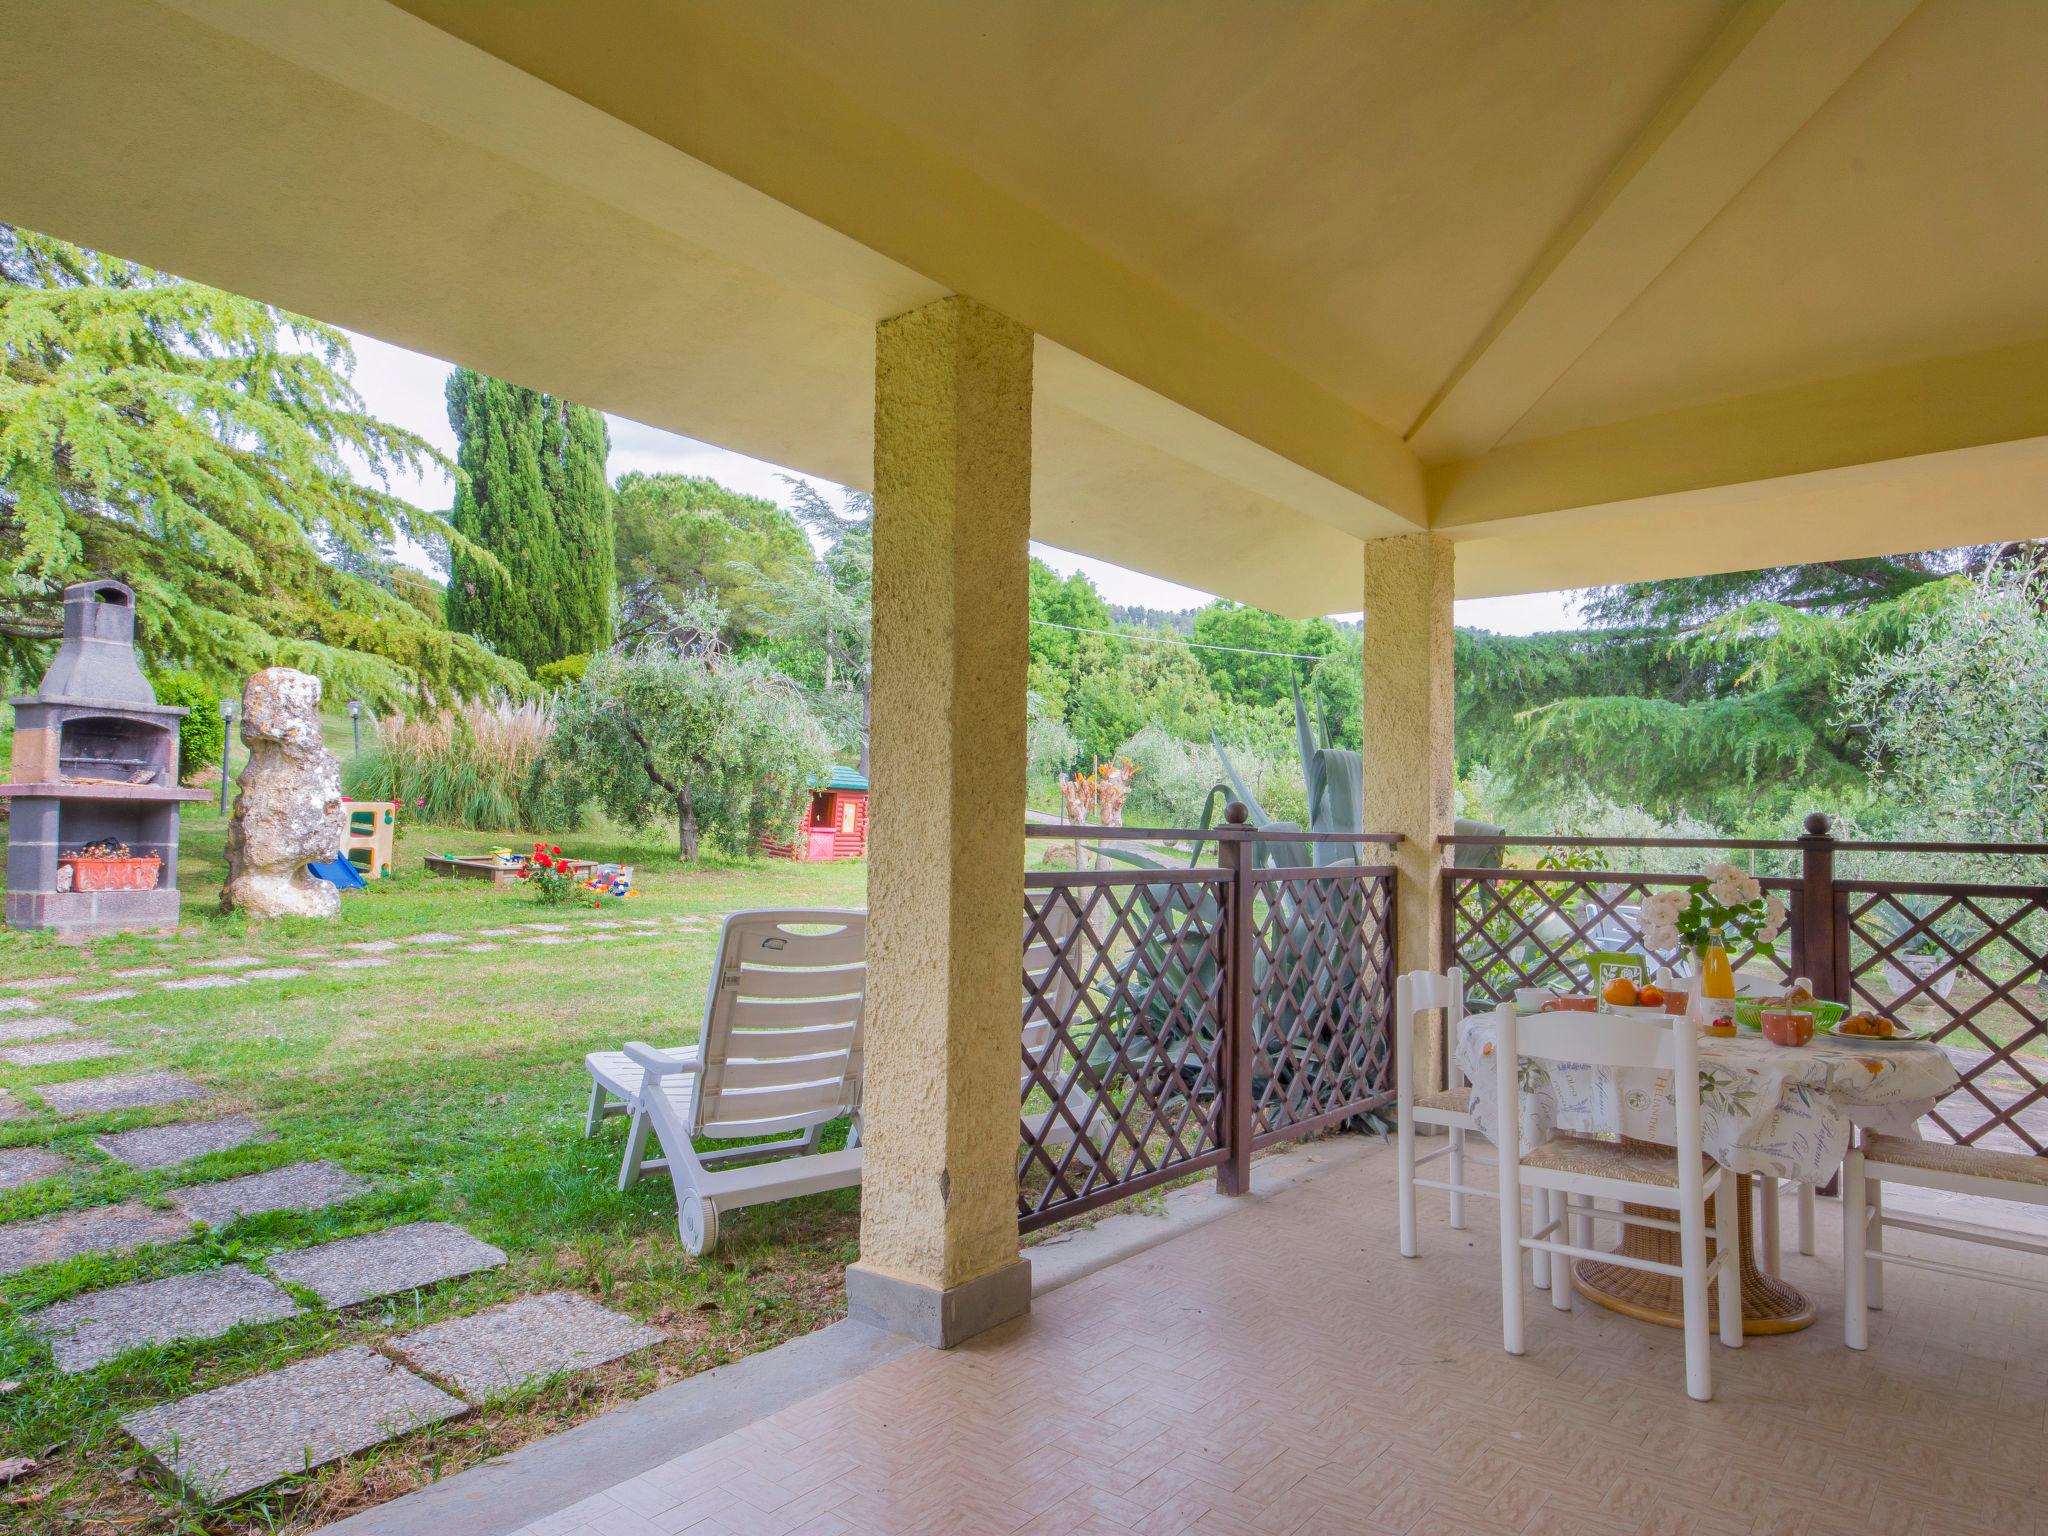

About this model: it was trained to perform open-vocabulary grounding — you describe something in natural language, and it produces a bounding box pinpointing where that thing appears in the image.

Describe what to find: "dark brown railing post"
[1793,812,1839,1001]
[1217,802,1255,1196]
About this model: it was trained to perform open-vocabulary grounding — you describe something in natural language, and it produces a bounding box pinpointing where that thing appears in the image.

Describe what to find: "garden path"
[0,909,723,1503]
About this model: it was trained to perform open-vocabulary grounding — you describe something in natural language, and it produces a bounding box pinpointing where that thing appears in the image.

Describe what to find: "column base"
[844,1258,1031,1348]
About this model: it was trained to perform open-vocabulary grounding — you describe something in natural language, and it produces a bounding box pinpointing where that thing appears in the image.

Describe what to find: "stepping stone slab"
[0,1017,78,1043]
[32,1264,298,1373]
[96,1116,268,1171]
[0,997,38,1014]
[473,928,522,938]
[0,1201,192,1276]
[3,975,76,992]
[327,956,391,970]
[345,939,400,953]
[194,955,264,970]
[401,932,461,946]
[161,975,244,992]
[111,966,173,980]
[0,1090,23,1121]
[458,943,502,954]
[0,1039,125,1067]
[243,967,309,981]
[267,1222,506,1307]
[36,1071,209,1115]
[122,1345,465,1500]
[171,1162,371,1227]
[0,1147,69,1190]
[69,988,138,1004]
[393,1292,663,1400]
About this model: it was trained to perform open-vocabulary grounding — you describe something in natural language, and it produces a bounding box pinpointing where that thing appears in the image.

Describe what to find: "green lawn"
[0,795,868,1534]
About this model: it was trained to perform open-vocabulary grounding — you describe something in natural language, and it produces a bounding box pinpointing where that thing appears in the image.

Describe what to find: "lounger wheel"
[680,1195,719,1257]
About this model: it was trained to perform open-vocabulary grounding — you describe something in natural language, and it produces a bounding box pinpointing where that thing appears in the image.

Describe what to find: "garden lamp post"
[218,697,235,814]
[347,698,362,754]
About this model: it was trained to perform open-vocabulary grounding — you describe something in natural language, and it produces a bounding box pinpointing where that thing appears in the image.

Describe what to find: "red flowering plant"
[518,841,581,905]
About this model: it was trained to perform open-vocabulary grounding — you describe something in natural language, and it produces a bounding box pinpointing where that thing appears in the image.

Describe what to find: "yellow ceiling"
[4,0,2046,613]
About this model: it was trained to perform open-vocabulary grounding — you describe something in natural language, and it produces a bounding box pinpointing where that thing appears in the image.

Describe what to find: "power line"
[1030,619,1329,663]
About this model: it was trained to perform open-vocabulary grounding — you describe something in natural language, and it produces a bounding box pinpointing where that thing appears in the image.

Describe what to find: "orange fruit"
[1638,984,1664,1007]
[1602,976,1639,1007]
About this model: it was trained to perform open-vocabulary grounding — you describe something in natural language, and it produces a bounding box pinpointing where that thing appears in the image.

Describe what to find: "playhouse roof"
[817,766,869,793]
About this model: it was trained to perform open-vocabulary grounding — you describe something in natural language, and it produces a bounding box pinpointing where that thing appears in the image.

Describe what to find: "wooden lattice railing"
[1018,821,1397,1231]
[1442,818,2048,1156]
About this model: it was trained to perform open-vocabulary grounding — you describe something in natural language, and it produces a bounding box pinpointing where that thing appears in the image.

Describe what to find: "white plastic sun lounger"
[588,909,866,1256]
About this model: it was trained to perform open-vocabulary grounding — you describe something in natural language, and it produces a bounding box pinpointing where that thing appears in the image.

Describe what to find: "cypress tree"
[445,367,613,671]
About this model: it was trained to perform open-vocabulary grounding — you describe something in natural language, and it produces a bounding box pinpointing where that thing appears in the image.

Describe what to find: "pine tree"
[0,225,524,705]
[444,367,613,672]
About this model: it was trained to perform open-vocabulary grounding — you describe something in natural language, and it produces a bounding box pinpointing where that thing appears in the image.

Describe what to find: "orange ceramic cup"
[1760,1009,1813,1047]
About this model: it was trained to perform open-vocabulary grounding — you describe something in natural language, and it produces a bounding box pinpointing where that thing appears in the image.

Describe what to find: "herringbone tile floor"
[514,1148,2048,1536]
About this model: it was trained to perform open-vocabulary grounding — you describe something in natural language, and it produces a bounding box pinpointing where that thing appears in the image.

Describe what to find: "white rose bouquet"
[1638,862,1787,959]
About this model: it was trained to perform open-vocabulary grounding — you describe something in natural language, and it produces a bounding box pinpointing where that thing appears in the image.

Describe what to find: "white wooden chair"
[596,909,867,1256]
[1842,1129,2048,1349]
[1395,967,1498,1259]
[1494,1003,1741,1401]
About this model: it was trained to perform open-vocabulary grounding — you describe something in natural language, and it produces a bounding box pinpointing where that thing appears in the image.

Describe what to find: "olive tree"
[540,645,831,861]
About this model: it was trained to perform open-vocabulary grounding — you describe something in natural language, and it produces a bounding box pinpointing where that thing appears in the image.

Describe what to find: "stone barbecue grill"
[3,580,208,934]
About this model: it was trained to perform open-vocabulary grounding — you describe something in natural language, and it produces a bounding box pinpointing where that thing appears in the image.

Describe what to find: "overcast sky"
[344,329,1581,634]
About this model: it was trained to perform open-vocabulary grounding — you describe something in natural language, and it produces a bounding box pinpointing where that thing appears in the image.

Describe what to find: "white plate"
[1602,1004,1670,1021]
[1821,1018,1927,1044]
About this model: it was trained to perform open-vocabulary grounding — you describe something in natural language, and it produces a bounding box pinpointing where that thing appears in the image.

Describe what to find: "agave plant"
[1070,682,1390,1130]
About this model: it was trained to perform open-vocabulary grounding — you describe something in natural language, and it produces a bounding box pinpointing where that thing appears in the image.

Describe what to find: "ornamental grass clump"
[342,698,553,829]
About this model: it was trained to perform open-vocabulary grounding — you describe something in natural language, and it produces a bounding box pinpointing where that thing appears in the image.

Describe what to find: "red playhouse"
[763,765,869,861]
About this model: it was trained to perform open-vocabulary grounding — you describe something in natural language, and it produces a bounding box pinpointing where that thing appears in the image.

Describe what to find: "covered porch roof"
[5,0,2043,614]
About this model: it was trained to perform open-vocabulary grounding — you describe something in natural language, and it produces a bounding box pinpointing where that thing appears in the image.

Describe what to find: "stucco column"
[844,295,1034,1347]
[1361,534,1456,1044]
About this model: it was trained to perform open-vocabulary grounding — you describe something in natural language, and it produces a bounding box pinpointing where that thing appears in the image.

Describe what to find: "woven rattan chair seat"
[1863,1134,2048,1187]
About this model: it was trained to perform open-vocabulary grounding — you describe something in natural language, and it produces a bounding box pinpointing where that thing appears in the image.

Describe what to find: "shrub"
[149,671,226,783]
[341,698,553,829]
[535,653,589,690]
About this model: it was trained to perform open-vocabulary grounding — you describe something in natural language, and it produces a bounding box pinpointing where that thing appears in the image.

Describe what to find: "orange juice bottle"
[1698,930,1737,1035]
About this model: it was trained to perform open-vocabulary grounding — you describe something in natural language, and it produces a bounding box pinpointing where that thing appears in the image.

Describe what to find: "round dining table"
[1455,1009,1960,1334]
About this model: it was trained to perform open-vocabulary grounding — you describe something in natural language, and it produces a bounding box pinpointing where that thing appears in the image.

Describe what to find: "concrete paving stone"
[32,1264,299,1372]
[0,997,38,1013]
[392,1292,664,1400]
[458,942,503,954]
[170,1161,371,1227]
[193,955,264,970]
[122,1345,466,1500]
[110,966,174,980]
[327,956,392,970]
[346,939,400,953]
[290,949,333,960]
[242,967,309,981]
[95,1115,268,1171]
[0,1090,23,1121]
[526,923,570,933]
[36,1071,210,1115]
[267,1221,506,1307]
[161,975,244,992]
[518,934,580,946]
[0,1038,125,1066]
[0,1016,78,1043]
[69,987,139,1004]
[473,927,524,937]
[3,975,76,991]
[0,1147,69,1190]
[0,1201,193,1276]
[624,919,662,928]
[401,931,461,945]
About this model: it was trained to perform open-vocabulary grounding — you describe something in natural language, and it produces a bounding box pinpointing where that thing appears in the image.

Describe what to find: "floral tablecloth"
[1455,1013,1960,1184]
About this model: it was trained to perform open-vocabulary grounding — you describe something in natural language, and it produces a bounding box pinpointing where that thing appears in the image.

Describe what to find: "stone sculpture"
[221,669,346,919]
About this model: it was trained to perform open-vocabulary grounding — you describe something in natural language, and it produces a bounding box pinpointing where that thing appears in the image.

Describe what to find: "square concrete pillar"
[845,295,1034,1348]
[1361,534,1456,1072]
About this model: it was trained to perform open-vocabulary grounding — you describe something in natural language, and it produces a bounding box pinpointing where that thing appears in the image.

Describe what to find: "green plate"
[1732,997,1847,1030]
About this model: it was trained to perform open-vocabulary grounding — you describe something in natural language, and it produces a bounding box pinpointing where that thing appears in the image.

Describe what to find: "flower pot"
[60,854,162,892]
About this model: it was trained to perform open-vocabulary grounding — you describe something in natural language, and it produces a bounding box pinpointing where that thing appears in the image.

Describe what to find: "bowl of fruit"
[1599,976,1670,1020]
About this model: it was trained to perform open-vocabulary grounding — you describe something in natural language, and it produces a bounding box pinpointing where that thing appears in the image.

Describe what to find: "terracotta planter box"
[61,854,162,892]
